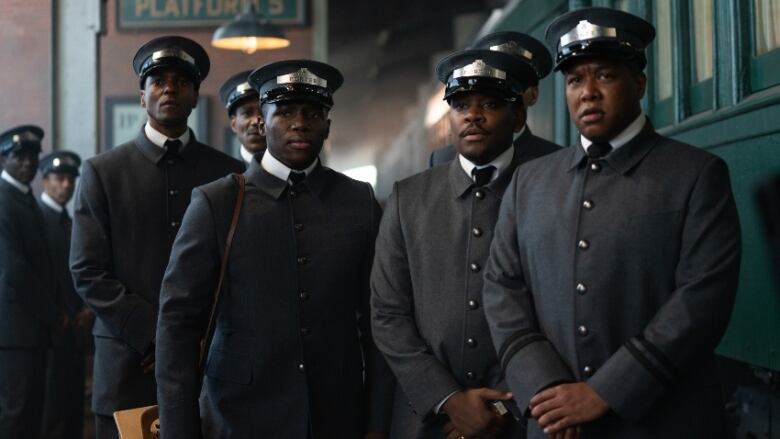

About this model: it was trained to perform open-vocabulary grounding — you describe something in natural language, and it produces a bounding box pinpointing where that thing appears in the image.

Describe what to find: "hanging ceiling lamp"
[212,2,290,54]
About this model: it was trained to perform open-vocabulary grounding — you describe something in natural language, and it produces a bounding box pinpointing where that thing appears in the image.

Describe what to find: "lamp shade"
[212,4,290,54]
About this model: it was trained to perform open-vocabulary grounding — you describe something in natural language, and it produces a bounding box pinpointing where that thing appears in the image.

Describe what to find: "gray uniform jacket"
[483,120,741,438]
[371,134,560,438]
[428,127,559,168]
[155,160,393,439]
[0,180,57,347]
[70,129,243,415]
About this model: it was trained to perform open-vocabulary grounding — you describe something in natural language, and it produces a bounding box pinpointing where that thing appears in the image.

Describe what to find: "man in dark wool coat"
[483,7,741,439]
[428,32,560,168]
[371,40,561,439]
[0,125,59,438]
[156,59,393,439]
[38,150,94,439]
[70,36,244,439]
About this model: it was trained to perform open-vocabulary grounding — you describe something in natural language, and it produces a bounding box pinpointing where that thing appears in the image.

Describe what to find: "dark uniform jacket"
[483,121,741,438]
[38,201,81,321]
[156,159,393,439]
[70,129,244,415]
[428,127,558,168]
[371,134,560,438]
[0,180,57,347]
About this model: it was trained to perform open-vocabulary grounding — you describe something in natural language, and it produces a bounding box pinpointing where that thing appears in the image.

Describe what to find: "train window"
[754,0,780,55]
[689,0,714,114]
[751,0,780,91]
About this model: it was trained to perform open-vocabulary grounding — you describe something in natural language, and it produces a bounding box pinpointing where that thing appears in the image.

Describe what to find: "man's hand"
[74,308,95,332]
[441,388,512,438]
[550,426,581,439]
[529,383,608,435]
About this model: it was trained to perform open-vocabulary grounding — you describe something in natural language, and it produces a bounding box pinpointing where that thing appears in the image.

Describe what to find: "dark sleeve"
[428,151,436,168]
[482,171,573,412]
[588,156,741,421]
[0,205,58,326]
[370,183,461,419]
[70,160,157,354]
[156,188,221,439]
[361,183,396,434]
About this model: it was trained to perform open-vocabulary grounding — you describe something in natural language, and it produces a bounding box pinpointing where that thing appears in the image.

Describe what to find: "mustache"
[460,124,490,137]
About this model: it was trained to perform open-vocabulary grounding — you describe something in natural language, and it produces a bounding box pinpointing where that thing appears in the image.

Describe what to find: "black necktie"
[289,171,306,185]
[60,209,72,242]
[472,166,496,187]
[164,139,182,158]
[587,142,612,159]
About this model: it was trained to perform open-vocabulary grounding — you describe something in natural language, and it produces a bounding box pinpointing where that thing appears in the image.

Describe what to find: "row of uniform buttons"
[578,166,600,377]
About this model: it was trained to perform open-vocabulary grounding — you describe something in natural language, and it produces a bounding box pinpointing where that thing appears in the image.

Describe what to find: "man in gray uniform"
[371,41,560,439]
[70,36,244,439]
[219,69,266,164]
[156,59,392,439]
[483,8,741,438]
[429,32,559,167]
[38,151,93,439]
[0,125,58,438]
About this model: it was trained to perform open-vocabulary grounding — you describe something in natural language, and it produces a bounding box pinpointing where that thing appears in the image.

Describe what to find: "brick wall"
[0,0,53,152]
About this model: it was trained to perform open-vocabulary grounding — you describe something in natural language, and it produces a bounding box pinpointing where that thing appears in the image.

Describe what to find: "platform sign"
[118,0,306,29]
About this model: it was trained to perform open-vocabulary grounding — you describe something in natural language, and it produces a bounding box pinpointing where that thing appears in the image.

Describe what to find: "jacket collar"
[449,143,519,199]
[133,127,200,165]
[567,118,658,175]
[246,157,329,200]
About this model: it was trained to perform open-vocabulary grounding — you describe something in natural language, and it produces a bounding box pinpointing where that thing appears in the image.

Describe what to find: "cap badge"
[453,59,506,80]
[151,48,195,66]
[489,42,533,61]
[235,82,252,94]
[53,158,61,167]
[276,68,327,87]
[559,20,617,48]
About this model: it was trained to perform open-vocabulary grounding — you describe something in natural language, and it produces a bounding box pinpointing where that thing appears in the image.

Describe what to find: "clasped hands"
[528,382,609,438]
[441,387,512,439]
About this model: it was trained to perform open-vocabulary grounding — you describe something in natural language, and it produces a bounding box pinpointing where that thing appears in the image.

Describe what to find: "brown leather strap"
[198,173,246,374]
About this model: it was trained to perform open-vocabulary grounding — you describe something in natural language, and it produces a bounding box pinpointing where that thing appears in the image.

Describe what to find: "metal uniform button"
[576,283,587,295]
[582,200,593,209]
[578,239,589,250]
[583,366,594,377]
[466,338,477,348]
[297,363,305,373]
[301,327,311,336]
[466,371,476,380]
[167,159,175,165]
[577,325,589,337]
[472,227,482,237]
[169,189,179,196]
[294,223,304,232]
[170,221,179,228]
[469,263,481,273]
[299,291,310,302]
[590,162,601,172]
[468,299,479,310]
[290,190,297,198]
[297,256,308,265]
[474,190,485,199]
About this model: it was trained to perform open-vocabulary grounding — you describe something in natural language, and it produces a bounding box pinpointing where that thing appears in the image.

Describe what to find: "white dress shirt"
[144,122,191,149]
[40,192,63,213]
[580,112,646,154]
[260,150,318,184]
[1,170,30,194]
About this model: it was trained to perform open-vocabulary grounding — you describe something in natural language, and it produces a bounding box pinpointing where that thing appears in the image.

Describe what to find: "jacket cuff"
[503,339,573,414]
[588,343,667,422]
[121,301,157,355]
[404,362,461,420]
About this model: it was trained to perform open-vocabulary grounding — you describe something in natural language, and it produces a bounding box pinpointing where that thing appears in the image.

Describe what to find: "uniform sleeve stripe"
[624,340,672,387]
[637,337,678,379]
[500,334,547,371]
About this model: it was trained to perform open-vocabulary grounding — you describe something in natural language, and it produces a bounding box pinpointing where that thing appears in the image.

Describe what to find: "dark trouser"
[0,348,47,439]
[95,413,119,439]
[41,335,86,439]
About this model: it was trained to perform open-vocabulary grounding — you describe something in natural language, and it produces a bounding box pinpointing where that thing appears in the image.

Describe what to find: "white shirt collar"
[260,150,319,183]
[580,112,646,153]
[458,141,515,184]
[1,170,30,194]
[40,192,63,213]
[144,122,191,149]
[240,145,254,164]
